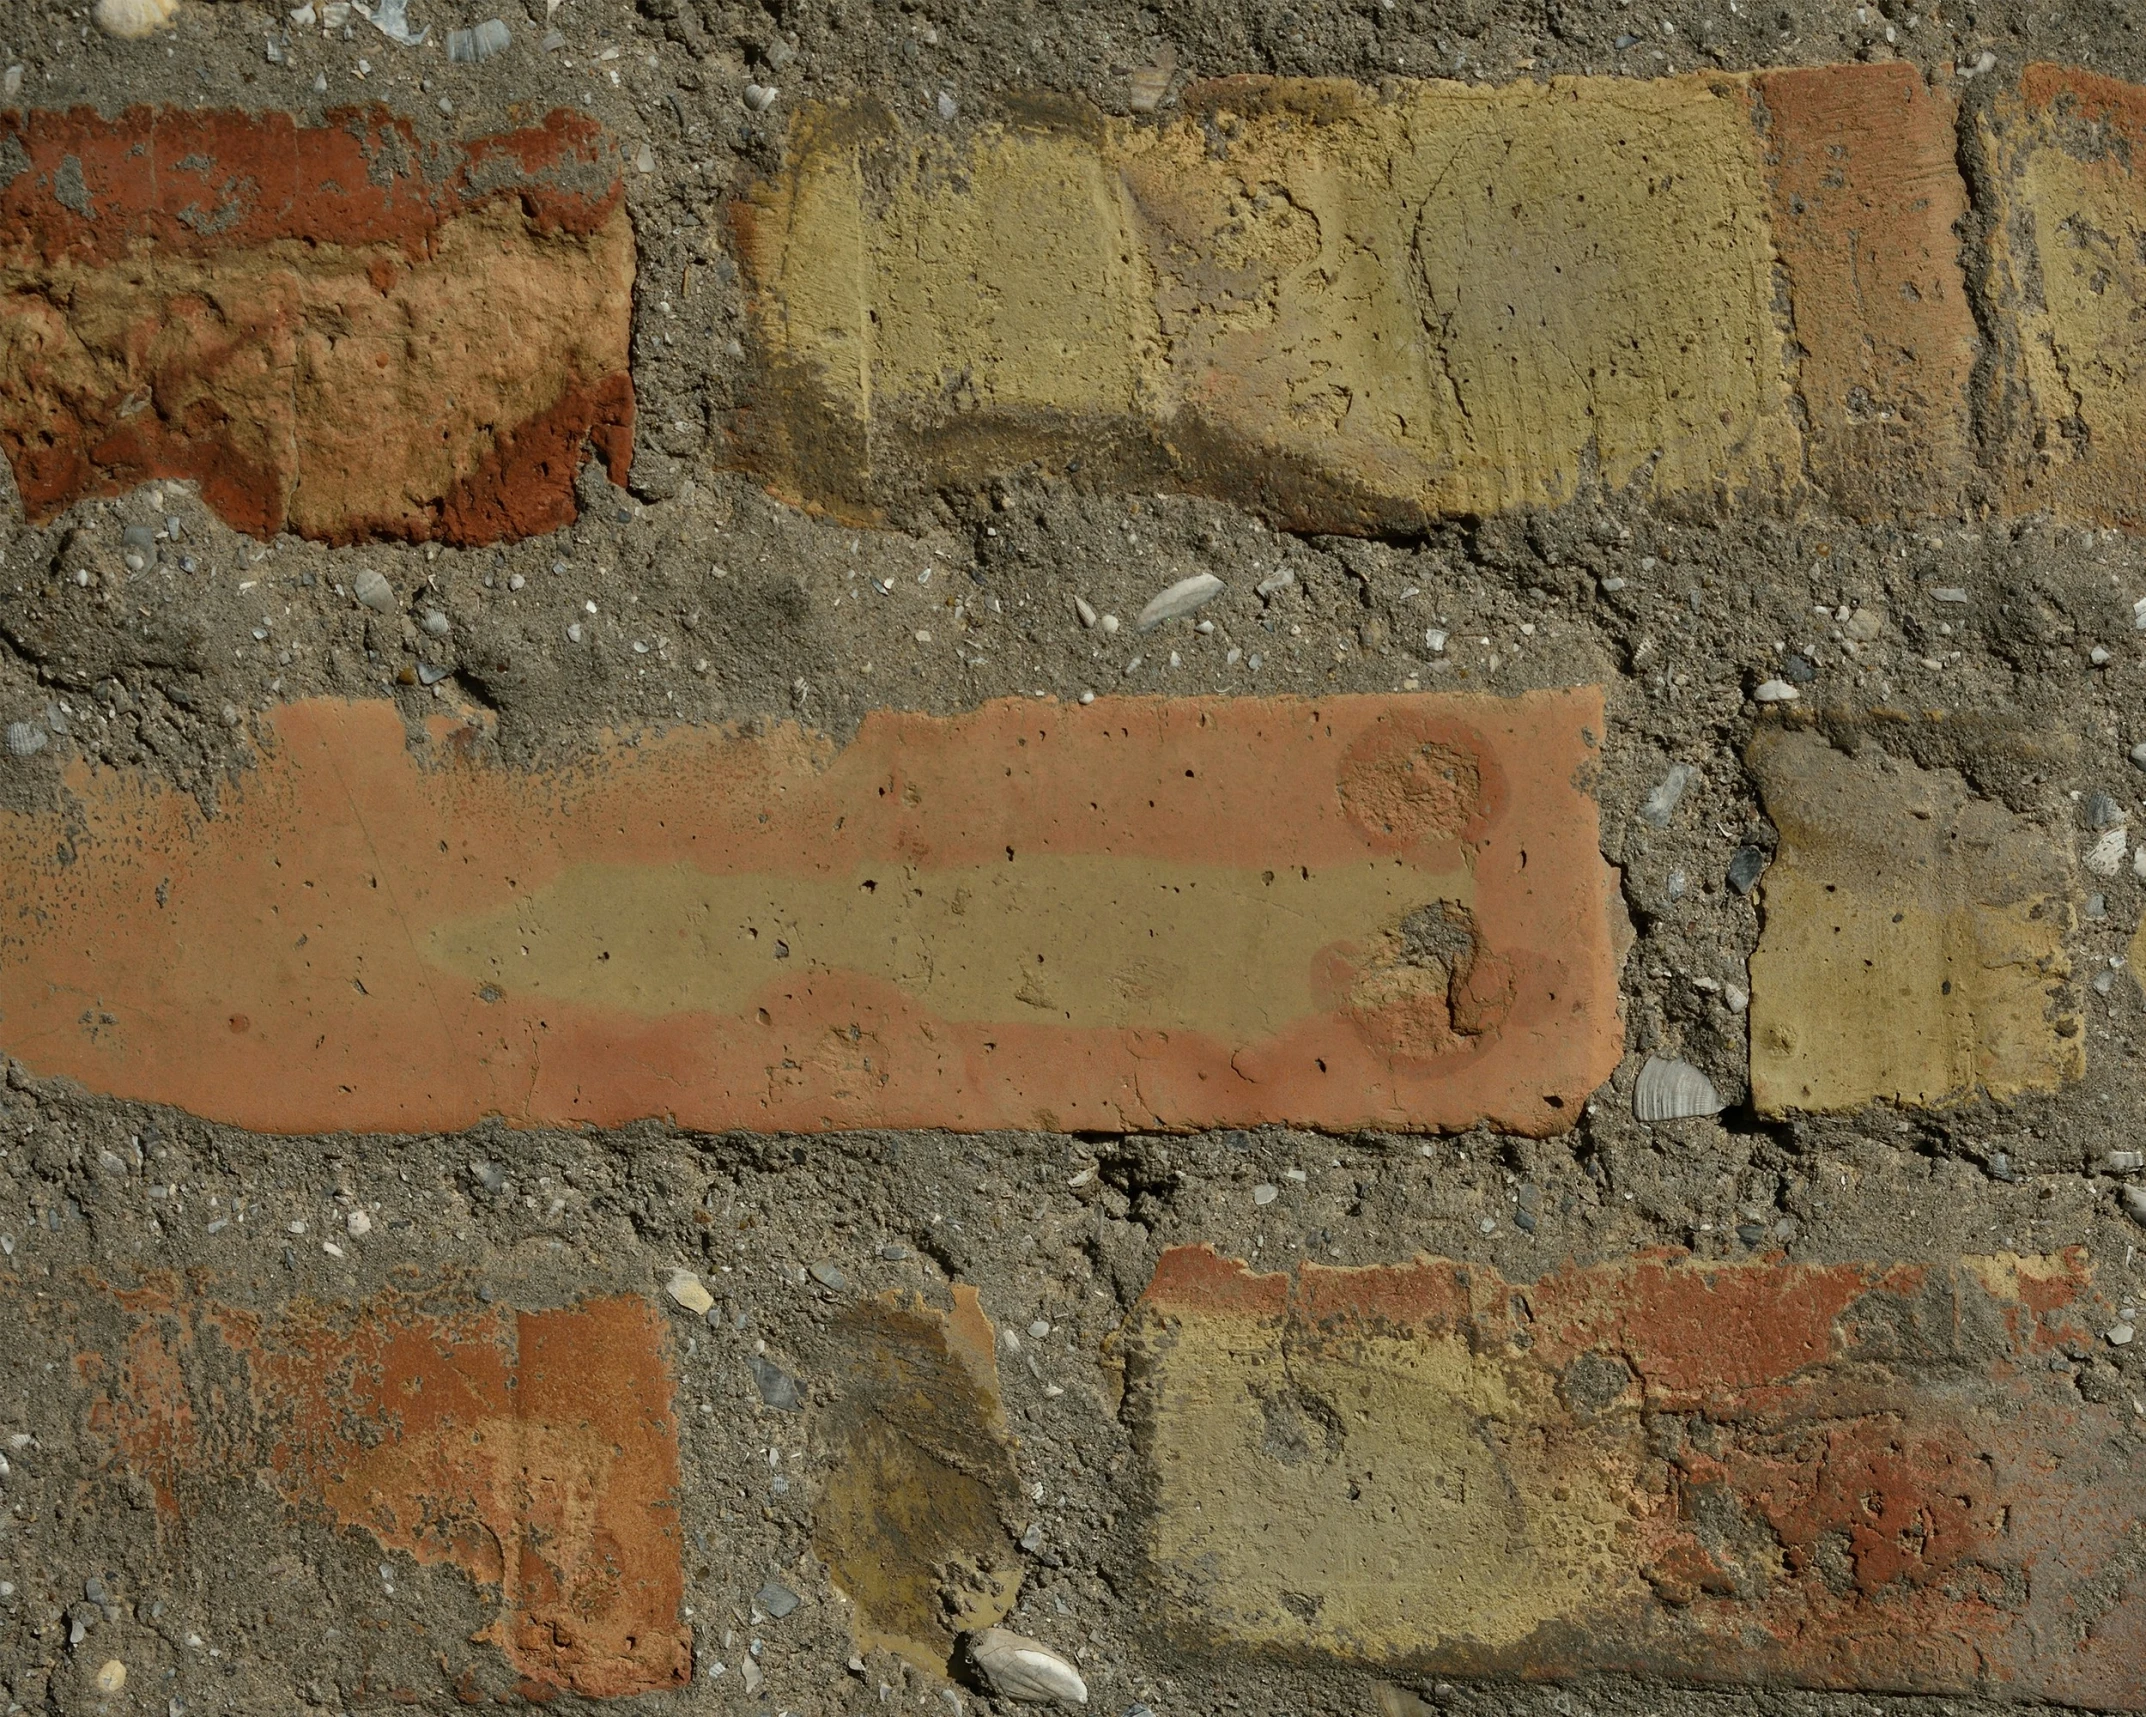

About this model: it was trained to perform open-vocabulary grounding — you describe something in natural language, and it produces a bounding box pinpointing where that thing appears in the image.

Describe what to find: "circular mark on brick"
[228,1013,249,1034]
[1338,718,1484,852]
[1557,1350,1635,1420]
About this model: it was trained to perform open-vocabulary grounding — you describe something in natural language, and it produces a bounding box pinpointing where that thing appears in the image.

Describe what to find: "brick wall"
[5,38,2146,1717]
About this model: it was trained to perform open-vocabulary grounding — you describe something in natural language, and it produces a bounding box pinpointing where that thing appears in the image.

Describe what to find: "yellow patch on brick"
[1747,728,2079,1114]
[1980,65,2146,526]
[427,852,1471,1041]
[730,76,1798,527]
[1139,1305,1642,1653]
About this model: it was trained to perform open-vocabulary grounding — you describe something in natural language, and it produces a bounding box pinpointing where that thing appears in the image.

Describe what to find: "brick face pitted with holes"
[0,689,1622,1135]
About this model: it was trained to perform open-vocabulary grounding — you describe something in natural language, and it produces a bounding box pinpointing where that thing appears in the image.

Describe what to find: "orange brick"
[1126,1245,2139,1705]
[0,106,634,544]
[0,691,1623,1136]
[1757,64,1978,519]
[76,1281,689,1700]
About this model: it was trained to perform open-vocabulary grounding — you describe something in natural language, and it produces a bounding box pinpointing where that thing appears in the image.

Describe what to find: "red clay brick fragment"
[1130,1244,2143,1706]
[0,691,1623,1135]
[1757,64,1978,519]
[74,1280,689,1699]
[0,106,633,543]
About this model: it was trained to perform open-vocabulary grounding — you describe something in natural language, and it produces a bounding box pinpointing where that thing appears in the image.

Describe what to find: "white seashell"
[2106,1150,2144,1173]
[351,568,396,613]
[95,0,179,38]
[743,82,780,112]
[966,1628,1088,1706]
[665,1267,714,1315]
[2085,826,2128,878]
[2125,1184,2146,1226]
[5,721,48,758]
[1634,1056,1724,1122]
[1751,678,1800,704]
[1073,596,1098,629]
[1136,572,1224,633]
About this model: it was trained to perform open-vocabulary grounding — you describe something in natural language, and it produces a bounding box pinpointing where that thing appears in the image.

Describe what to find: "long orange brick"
[64,1280,689,1700]
[0,691,1623,1136]
[1756,64,1978,519]
[0,106,634,544]
[1127,1244,2139,1705]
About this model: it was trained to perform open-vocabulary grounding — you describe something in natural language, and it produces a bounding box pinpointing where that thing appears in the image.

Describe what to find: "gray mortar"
[3,0,2146,1713]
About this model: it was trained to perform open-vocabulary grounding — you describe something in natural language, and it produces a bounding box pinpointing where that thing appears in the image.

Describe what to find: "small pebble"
[94,1660,126,1695]
[2129,741,2146,772]
[1028,1319,1051,1339]
[1020,1521,1045,1551]
[1778,651,1816,684]
[1988,1151,2015,1182]
[1255,569,1296,600]
[1930,586,1970,604]
[808,1260,847,1290]
[1074,596,1098,629]
[666,1268,716,1316]
[750,1353,803,1410]
[2087,892,2108,920]
[880,1243,910,1261]
[346,1209,372,1238]
[2093,644,2115,665]
[1726,845,1768,895]
[2110,1323,2136,1347]
[1078,690,1096,705]
[352,568,396,613]
[1724,985,1749,1013]
[935,90,959,120]
[421,609,451,637]
[1424,628,1448,653]
[1752,678,1800,703]
[635,142,657,174]
[1639,763,1698,829]
[1252,1183,1278,1206]
[965,1628,1087,1707]
[1099,614,1120,635]
[756,1582,800,1619]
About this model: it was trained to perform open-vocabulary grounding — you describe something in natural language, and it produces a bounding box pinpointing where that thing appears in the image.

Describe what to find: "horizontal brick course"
[0,690,1623,1135]
[0,106,634,544]
[1126,1243,2144,1706]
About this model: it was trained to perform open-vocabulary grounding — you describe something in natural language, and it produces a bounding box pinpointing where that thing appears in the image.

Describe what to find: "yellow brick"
[1747,728,2080,1114]
[1981,65,2146,525]
[729,76,1799,526]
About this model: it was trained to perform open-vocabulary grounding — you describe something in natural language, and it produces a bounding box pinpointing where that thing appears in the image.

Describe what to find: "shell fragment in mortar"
[965,1628,1088,1706]
[94,0,178,37]
[1634,1056,1724,1121]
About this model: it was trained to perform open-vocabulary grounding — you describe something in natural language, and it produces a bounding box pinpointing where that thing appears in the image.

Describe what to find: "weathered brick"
[1756,64,1978,519]
[729,76,1800,530]
[1126,1243,2138,1705]
[0,690,1623,1135]
[0,106,634,544]
[1745,727,2079,1114]
[1979,64,2146,524]
[67,1280,688,1700]
[816,1286,1024,1668]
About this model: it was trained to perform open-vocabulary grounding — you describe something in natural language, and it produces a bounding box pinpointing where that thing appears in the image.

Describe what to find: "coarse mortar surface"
[3,0,2146,1714]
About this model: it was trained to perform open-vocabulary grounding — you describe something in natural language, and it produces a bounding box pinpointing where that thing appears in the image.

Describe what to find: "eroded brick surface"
[0,106,634,544]
[1746,727,2079,1113]
[1126,1244,2141,1705]
[0,690,1624,1135]
[730,75,1801,530]
[1757,65,1978,519]
[1980,65,2146,525]
[63,1279,689,1700]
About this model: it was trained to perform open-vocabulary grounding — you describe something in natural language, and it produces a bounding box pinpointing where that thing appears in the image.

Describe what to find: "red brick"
[0,691,1623,1136]
[0,106,633,544]
[1757,64,1978,519]
[1126,1244,2142,1705]
[77,1280,689,1700]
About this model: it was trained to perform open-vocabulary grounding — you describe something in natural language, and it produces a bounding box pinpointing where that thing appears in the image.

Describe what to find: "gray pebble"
[2087,892,2108,919]
[1726,845,1768,895]
[469,1160,509,1193]
[2124,1184,2146,1226]
[1019,1522,1045,1552]
[808,1260,847,1290]
[1988,1151,2015,1183]
[879,1243,910,1261]
[749,1353,803,1411]
[756,1581,800,1619]
[1778,651,1816,684]
[2130,741,2146,772]
[421,609,451,637]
